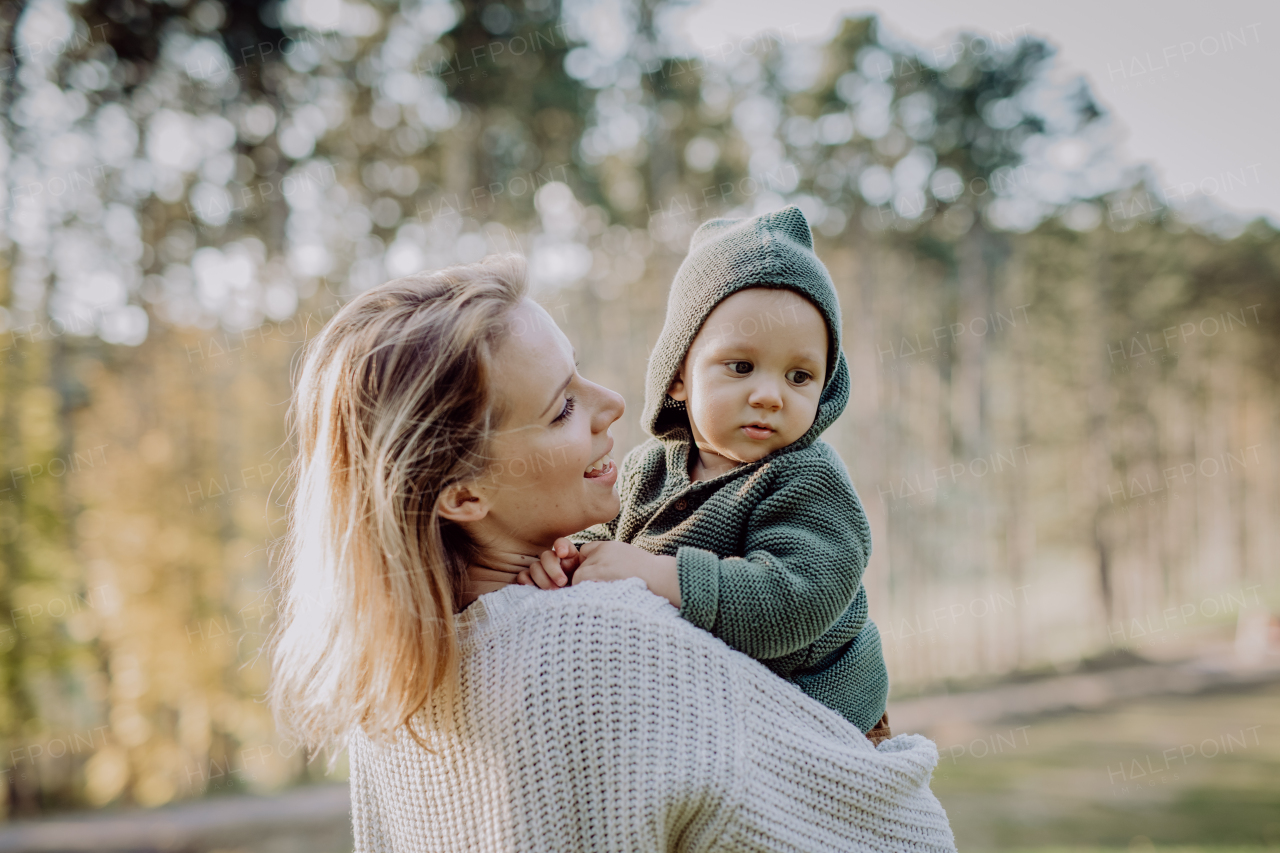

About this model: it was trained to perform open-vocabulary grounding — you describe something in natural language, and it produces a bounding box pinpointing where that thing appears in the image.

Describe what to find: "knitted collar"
[457,583,529,629]
[458,578,654,636]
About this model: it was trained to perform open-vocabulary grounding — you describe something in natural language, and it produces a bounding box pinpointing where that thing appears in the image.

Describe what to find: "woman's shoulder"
[455,579,758,768]
[464,577,693,641]
[461,579,764,700]
[470,575,656,612]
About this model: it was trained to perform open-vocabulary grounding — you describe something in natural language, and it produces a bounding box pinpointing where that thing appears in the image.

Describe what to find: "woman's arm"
[519,580,954,853]
[721,677,955,851]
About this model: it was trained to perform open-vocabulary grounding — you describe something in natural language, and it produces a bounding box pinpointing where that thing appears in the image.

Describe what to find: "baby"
[524,206,890,742]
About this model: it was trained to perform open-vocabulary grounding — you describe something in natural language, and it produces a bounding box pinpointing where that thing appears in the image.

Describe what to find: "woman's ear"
[667,369,687,402]
[436,481,490,524]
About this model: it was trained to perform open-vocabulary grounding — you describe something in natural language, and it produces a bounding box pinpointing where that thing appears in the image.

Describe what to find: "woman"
[270,255,956,852]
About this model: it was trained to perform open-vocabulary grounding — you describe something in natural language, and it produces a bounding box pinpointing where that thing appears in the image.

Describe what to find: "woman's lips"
[742,425,775,440]
[583,459,617,485]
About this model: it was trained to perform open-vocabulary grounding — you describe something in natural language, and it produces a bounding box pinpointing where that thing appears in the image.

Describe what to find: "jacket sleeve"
[677,453,871,660]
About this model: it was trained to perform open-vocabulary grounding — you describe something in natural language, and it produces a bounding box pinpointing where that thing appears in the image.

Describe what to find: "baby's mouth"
[742,423,775,440]
[584,453,614,478]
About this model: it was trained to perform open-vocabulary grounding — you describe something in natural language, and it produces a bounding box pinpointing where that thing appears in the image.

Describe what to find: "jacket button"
[674,499,688,510]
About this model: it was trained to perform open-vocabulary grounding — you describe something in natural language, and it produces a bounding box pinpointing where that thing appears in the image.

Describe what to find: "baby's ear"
[667,370,687,402]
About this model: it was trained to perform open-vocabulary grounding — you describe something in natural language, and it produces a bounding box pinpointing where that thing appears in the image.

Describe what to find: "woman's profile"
[269,255,956,852]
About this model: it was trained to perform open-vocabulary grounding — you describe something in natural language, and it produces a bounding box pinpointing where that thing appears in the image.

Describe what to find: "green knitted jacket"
[575,206,888,732]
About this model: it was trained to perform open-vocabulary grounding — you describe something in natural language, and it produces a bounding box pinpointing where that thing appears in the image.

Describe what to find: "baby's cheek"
[800,399,821,430]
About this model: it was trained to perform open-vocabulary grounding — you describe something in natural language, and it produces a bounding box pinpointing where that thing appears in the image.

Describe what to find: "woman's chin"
[584,492,621,527]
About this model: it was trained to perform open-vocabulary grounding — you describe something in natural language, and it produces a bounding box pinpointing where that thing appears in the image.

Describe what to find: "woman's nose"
[590,381,625,430]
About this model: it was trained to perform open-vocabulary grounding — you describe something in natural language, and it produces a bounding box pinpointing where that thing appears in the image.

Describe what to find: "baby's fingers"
[523,554,561,590]
[552,537,582,571]
[526,561,555,590]
[539,549,569,587]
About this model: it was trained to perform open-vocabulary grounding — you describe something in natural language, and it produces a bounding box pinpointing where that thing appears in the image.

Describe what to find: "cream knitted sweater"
[348,578,956,852]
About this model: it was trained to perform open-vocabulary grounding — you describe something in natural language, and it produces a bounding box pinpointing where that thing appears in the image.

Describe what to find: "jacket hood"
[642,205,849,453]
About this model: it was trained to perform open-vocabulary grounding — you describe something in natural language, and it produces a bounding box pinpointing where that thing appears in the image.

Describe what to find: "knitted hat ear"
[688,217,738,250]
[767,205,814,248]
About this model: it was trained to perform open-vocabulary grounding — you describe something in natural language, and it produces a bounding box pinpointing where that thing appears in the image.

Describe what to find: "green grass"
[928,683,1280,849]
[974,848,1280,853]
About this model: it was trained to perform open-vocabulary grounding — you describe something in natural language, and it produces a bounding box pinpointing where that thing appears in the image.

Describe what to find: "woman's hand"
[572,541,681,608]
[517,538,581,589]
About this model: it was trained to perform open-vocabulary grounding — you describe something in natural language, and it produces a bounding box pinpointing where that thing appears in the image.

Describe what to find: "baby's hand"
[517,537,581,589]
[573,541,681,607]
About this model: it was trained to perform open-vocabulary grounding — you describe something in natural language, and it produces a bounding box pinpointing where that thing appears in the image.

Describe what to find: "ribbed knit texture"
[348,579,956,853]
[576,206,888,731]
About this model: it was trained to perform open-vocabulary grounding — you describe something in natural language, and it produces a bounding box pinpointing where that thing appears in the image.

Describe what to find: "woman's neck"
[457,524,553,611]
[473,521,554,566]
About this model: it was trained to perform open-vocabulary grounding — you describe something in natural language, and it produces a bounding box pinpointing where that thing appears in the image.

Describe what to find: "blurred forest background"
[0,0,1277,842]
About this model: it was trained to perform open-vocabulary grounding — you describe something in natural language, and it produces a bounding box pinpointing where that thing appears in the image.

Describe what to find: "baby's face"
[669,287,828,473]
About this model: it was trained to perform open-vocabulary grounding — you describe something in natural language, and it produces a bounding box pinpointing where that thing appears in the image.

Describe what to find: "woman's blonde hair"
[270,254,528,751]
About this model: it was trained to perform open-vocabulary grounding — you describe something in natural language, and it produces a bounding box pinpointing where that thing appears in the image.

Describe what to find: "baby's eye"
[787,369,812,385]
[727,361,753,375]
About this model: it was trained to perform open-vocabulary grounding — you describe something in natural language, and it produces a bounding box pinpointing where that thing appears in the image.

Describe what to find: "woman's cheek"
[559,437,585,485]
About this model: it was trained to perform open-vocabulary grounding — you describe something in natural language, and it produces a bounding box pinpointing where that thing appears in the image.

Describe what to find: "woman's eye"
[728,361,752,375]
[552,395,576,424]
[787,370,812,384]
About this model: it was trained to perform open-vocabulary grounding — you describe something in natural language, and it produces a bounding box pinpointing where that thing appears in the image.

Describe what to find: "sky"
[670,0,1279,225]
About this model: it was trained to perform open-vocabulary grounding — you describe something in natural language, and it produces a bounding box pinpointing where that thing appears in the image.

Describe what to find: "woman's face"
[469,298,625,552]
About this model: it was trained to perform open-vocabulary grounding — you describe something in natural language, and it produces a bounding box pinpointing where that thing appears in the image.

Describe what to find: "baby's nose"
[749,386,783,407]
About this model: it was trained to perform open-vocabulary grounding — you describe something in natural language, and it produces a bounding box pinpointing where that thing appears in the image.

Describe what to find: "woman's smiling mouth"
[584,437,617,483]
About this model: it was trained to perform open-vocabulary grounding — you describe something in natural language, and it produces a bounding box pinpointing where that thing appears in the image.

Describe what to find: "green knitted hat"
[642,205,849,447]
